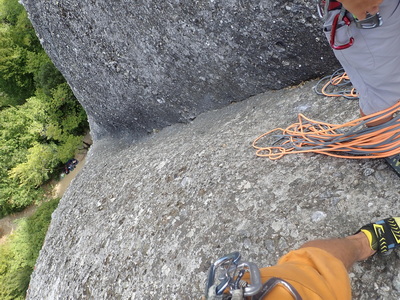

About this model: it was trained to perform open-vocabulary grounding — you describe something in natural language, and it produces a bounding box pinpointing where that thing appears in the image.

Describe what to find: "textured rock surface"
[22,0,339,139]
[21,0,400,298]
[27,81,400,299]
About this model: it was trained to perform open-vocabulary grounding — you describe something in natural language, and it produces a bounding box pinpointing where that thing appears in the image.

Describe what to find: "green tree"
[9,143,59,187]
[0,0,24,25]
[0,86,87,216]
[0,0,88,216]
[0,198,60,299]
[0,0,45,106]
[0,34,34,105]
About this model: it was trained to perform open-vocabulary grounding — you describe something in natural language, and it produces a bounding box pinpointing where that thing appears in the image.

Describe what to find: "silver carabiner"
[317,0,330,19]
[205,252,263,299]
[205,252,241,298]
[252,277,303,300]
[355,12,383,29]
[229,261,262,297]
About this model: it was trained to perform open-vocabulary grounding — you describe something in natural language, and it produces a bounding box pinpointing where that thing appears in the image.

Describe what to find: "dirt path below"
[53,152,87,198]
[0,204,37,244]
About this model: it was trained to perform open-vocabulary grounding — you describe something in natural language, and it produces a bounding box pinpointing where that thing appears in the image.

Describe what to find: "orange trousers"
[243,247,351,300]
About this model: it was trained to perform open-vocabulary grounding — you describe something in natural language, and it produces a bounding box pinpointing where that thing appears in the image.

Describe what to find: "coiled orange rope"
[313,69,358,100]
[253,101,400,160]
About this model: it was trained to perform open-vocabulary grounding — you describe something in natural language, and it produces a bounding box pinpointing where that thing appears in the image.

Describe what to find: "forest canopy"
[0,198,60,300]
[0,0,88,217]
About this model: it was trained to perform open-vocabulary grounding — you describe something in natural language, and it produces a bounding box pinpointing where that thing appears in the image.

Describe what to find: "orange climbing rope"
[313,69,358,100]
[253,101,400,160]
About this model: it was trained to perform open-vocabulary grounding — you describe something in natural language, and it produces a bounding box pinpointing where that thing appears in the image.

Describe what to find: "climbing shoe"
[358,217,400,255]
[385,154,400,177]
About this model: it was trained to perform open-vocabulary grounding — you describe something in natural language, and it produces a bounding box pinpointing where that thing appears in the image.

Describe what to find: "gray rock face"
[22,1,400,299]
[22,0,338,139]
[26,81,400,299]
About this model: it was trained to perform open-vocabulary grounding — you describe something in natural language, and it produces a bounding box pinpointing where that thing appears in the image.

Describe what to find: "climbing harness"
[317,0,341,19]
[252,101,400,160]
[313,68,358,100]
[205,252,302,300]
[318,0,382,50]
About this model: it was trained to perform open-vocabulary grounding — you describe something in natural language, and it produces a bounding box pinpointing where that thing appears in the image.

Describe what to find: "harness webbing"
[252,101,400,160]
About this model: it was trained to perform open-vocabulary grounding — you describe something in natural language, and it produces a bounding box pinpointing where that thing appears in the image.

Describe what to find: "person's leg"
[323,0,400,121]
[300,232,375,271]
[301,217,400,271]
[360,108,394,127]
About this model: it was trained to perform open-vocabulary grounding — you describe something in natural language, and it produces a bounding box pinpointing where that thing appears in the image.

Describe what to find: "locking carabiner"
[205,252,262,300]
[330,10,354,50]
[205,252,241,298]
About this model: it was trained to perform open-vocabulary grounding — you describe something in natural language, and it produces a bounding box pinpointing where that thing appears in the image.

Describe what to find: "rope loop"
[253,101,400,160]
[312,69,358,100]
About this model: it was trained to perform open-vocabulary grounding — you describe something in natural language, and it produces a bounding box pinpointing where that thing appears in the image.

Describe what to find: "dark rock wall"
[22,0,338,139]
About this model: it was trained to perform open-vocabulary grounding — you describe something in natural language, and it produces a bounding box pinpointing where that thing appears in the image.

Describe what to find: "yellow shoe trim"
[361,229,376,250]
